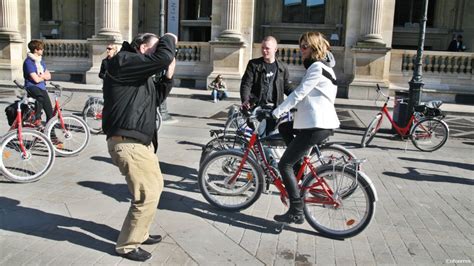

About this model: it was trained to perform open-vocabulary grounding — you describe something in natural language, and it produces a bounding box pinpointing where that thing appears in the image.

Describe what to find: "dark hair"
[213,75,223,83]
[28,40,44,53]
[131,33,158,50]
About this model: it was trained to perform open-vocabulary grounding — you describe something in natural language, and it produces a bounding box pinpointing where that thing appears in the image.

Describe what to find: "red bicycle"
[1,92,55,183]
[198,107,377,239]
[361,84,449,152]
[12,81,90,156]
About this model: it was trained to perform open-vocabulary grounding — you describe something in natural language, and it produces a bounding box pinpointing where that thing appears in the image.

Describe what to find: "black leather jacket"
[102,35,175,145]
[240,57,293,106]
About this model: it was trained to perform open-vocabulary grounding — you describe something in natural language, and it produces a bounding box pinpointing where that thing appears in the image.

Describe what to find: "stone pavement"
[0,87,473,265]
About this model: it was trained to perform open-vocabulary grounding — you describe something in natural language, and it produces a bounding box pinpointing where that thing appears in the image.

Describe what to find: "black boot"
[274,198,304,224]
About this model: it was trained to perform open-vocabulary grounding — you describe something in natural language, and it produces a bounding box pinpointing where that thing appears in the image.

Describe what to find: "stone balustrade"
[43,40,90,58]
[392,49,473,75]
[176,42,210,62]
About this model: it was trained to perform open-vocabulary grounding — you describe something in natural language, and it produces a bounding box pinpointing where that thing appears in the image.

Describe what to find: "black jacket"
[240,57,293,106]
[102,35,175,145]
[98,57,111,79]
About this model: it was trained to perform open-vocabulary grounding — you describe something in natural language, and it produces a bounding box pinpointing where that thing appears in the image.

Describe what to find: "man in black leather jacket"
[240,36,293,109]
[102,32,176,262]
[240,36,293,134]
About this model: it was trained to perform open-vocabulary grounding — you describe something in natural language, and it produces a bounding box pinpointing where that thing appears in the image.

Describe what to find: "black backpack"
[4,101,31,126]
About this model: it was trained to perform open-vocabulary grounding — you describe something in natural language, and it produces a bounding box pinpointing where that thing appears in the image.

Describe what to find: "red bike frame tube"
[15,104,27,156]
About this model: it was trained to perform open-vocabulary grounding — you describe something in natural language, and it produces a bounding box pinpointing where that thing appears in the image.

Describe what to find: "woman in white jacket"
[272,32,340,224]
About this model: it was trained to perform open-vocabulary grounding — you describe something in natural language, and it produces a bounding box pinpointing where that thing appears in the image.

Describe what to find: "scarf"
[27,52,44,75]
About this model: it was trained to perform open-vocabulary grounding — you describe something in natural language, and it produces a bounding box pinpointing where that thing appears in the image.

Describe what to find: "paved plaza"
[0,88,473,265]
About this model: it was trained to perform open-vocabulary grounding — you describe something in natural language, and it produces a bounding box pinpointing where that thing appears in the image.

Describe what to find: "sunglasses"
[300,44,309,50]
[106,47,114,51]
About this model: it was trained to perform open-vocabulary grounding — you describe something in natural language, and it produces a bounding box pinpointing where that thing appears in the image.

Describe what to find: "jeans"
[25,86,53,122]
[278,127,333,199]
[211,90,228,101]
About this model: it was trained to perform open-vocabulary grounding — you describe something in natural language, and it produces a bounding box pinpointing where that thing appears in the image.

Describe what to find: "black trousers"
[278,124,333,199]
[25,86,53,122]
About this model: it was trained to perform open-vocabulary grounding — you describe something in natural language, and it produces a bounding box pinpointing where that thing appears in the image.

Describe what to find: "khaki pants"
[107,136,164,254]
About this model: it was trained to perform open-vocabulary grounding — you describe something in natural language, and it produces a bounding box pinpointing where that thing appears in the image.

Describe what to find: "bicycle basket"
[414,105,443,118]
[424,107,442,117]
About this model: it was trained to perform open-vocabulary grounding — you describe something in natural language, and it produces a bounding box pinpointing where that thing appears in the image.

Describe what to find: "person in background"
[240,35,293,133]
[23,40,53,126]
[271,32,340,224]
[99,43,118,79]
[208,74,228,103]
[447,35,466,52]
[102,32,177,262]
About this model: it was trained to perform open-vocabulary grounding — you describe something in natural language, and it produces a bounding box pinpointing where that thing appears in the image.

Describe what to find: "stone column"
[86,0,122,84]
[359,0,385,46]
[96,0,122,39]
[206,0,254,91]
[348,0,395,100]
[0,0,23,80]
[0,0,22,40]
[219,0,242,41]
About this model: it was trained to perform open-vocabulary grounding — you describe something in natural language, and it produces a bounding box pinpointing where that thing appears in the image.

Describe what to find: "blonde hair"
[299,32,330,61]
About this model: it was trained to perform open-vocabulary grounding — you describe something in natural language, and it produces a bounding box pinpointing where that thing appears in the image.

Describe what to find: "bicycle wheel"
[360,114,382,148]
[156,108,162,133]
[45,115,90,156]
[310,143,357,168]
[302,165,376,239]
[82,100,103,134]
[224,112,247,132]
[198,149,264,211]
[0,129,55,183]
[200,134,249,165]
[410,118,449,152]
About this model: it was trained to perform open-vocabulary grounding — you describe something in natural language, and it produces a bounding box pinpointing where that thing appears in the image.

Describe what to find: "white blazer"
[272,61,340,129]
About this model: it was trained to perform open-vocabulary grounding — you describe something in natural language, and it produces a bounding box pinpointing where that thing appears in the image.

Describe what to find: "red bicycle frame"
[227,130,338,206]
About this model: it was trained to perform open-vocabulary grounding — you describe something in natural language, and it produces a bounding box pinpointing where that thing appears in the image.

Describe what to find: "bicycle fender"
[357,170,378,202]
[409,118,449,136]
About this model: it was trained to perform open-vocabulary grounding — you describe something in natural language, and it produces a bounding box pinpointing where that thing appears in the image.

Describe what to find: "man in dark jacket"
[240,36,293,133]
[241,36,292,108]
[102,32,176,262]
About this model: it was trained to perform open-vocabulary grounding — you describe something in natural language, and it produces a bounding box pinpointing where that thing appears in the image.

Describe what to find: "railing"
[43,40,90,58]
[393,49,473,75]
[176,42,210,62]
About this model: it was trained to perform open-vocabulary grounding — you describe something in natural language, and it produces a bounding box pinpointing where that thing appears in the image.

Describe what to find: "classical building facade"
[1,0,472,102]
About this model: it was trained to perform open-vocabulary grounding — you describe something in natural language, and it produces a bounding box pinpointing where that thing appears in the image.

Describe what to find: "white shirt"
[272,61,340,129]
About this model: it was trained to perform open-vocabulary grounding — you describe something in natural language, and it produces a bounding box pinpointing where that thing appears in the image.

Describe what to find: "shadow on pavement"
[160,190,322,237]
[383,167,474,185]
[398,157,474,171]
[0,196,118,255]
[90,156,113,165]
[78,181,130,202]
[76,181,324,238]
[177,140,205,148]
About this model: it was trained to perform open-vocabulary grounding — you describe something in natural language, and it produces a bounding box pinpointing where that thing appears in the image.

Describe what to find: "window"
[183,0,212,20]
[394,0,436,27]
[39,0,53,21]
[282,0,325,24]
